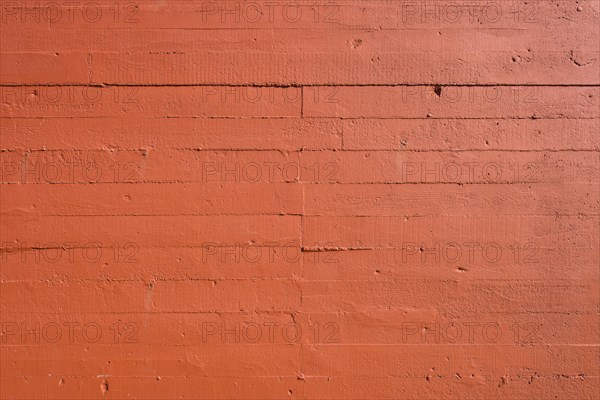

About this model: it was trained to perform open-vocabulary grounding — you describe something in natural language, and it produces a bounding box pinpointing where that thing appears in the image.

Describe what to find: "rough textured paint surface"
[0,0,599,399]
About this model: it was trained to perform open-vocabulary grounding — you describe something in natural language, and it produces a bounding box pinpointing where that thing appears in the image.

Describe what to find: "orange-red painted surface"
[1,1,599,399]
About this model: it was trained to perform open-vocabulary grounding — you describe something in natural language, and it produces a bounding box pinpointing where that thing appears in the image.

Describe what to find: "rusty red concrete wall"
[1,1,599,399]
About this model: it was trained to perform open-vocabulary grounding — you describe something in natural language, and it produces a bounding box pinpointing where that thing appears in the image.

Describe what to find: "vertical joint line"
[301,86,304,118]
